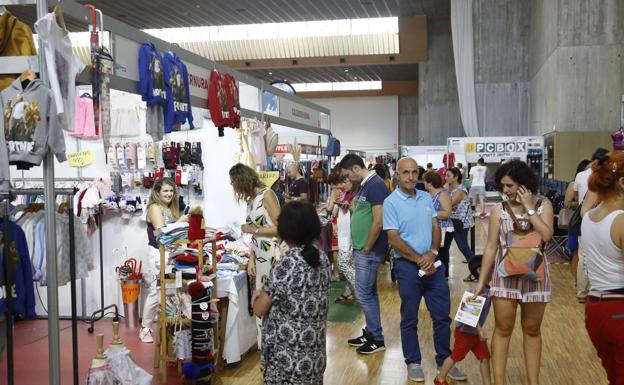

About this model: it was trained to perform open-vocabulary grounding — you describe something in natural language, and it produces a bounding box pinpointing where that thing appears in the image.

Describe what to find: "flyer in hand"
[454,291,486,328]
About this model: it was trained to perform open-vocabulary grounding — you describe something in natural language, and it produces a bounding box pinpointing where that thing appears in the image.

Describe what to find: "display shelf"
[157,238,221,384]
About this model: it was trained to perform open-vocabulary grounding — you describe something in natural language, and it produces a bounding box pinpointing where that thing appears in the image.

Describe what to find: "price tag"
[67,150,94,168]
[175,270,182,288]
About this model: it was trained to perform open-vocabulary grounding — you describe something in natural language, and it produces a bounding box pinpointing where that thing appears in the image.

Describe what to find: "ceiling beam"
[219,15,427,70]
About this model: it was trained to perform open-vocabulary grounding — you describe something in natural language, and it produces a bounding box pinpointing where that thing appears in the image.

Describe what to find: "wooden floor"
[216,222,608,385]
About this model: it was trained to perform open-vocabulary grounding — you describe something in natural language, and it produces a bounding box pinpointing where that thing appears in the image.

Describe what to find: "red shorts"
[450,328,491,362]
[585,299,624,385]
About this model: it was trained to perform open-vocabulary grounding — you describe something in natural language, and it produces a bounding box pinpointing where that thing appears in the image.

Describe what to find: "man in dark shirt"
[285,163,309,203]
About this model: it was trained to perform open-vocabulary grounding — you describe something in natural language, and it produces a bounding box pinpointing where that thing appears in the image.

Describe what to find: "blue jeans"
[395,257,451,366]
[354,249,384,343]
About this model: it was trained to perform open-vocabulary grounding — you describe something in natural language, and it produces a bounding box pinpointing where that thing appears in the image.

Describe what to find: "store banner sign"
[113,35,140,81]
[67,151,94,168]
[258,171,280,188]
[185,63,211,100]
[274,144,292,154]
[279,98,320,127]
[464,136,541,163]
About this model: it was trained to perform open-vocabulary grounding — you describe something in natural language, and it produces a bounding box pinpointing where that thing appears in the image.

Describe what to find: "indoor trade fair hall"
[0,1,622,385]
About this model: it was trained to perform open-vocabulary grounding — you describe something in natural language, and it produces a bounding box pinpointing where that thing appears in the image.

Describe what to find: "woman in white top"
[580,151,624,385]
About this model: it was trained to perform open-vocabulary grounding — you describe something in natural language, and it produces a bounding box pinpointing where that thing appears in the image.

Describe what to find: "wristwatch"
[527,208,536,217]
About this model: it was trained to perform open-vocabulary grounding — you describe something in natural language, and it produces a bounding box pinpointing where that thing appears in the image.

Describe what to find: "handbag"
[557,207,574,229]
[326,134,341,157]
[568,204,583,236]
[497,200,545,281]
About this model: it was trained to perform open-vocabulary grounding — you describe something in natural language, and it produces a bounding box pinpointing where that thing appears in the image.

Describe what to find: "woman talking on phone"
[229,163,281,347]
[474,161,554,385]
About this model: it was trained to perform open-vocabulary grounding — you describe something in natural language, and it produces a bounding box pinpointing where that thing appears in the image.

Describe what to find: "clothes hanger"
[20,69,36,89]
[53,4,69,35]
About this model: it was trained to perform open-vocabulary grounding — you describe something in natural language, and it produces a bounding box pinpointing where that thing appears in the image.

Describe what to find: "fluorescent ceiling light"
[293,81,382,92]
[143,17,398,43]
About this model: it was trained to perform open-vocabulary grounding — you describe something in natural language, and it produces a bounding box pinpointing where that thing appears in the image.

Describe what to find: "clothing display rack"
[11,177,119,327]
[1,188,79,385]
[156,238,221,384]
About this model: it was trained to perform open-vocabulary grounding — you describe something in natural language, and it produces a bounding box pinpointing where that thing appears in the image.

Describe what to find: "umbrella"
[84,4,100,134]
[86,334,116,385]
[105,321,153,385]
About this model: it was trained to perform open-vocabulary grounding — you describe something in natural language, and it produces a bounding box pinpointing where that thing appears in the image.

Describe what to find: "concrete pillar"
[473,0,531,137]
[399,95,419,145]
[418,18,463,145]
[530,0,624,135]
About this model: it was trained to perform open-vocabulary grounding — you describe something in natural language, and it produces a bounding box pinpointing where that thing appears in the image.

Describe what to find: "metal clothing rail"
[12,178,120,328]
[1,188,79,385]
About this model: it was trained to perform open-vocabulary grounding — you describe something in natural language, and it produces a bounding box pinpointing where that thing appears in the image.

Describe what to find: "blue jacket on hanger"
[0,220,35,318]
[163,52,194,133]
[138,43,167,107]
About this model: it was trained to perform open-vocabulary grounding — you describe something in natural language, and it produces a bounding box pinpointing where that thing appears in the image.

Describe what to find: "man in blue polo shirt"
[383,157,466,382]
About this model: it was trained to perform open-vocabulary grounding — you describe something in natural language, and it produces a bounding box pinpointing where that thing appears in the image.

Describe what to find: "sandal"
[335,295,355,304]
[463,274,477,282]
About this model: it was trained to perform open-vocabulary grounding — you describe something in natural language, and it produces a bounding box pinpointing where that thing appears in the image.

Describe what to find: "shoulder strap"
[502,201,519,223]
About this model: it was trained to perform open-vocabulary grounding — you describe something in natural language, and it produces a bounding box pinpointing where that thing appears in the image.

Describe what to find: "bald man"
[285,163,309,203]
[383,157,466,382]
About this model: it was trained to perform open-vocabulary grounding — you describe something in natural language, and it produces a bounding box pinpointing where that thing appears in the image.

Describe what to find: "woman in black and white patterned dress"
[252,201,331,385]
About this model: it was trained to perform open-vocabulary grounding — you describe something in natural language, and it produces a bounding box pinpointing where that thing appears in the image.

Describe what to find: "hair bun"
[596,152,611,165]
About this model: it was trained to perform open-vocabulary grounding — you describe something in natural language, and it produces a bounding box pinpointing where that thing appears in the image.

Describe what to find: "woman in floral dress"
[252,201,331,385]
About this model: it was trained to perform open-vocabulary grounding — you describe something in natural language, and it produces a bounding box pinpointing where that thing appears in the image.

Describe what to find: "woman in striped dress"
[474,161,554,385]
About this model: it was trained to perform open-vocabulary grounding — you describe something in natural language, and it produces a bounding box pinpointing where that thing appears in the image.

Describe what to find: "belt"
[587,289,624,302]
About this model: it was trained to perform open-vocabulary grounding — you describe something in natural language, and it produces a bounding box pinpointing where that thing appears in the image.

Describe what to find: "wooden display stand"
[154,238,225,384]
[543,131,613,181]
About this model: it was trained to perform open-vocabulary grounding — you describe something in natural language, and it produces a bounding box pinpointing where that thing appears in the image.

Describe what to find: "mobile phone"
[184,206,190,215]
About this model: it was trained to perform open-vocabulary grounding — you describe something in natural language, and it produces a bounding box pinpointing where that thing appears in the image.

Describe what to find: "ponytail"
[301,242,320,268]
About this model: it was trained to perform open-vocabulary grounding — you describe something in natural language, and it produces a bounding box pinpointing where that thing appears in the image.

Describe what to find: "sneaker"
[357,340,385,354]
[446,365,468,381]
[407,363,425,382]
[433,377,449,385]
[139,327,154,343]
[347,329,369,347]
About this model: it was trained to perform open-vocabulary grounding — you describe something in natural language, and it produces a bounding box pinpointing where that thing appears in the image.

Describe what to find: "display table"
[216,270,257,364]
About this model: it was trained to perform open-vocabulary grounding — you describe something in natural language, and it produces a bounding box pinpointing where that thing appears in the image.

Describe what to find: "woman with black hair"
[252,201,331,385]
[474,160,554,385]
[564,159,591,290]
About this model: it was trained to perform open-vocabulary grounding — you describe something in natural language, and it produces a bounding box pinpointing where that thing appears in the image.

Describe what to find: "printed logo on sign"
[465,143,476,153]
[291,108,310,120]
[475,142,526,153]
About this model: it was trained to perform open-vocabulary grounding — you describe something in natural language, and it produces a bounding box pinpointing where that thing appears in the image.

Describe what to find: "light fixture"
[344,69,349,72]
[268,72,273,75]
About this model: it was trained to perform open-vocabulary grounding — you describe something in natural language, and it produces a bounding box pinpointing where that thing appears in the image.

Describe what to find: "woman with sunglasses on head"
[580,152,624,385]
[140,177,188,343]
[438,167,475,281]
[474,161,554,385]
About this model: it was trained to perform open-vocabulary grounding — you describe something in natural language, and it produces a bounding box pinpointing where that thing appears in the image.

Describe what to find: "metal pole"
[36,0,61,383]
[68,201,79,385]
[99,210,104,309]
[4,197,14,385]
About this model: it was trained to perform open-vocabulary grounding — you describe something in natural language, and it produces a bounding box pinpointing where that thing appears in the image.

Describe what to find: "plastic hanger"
[53,4,69,35]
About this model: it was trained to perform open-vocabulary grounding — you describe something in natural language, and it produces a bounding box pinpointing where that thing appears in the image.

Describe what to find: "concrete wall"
[473,0,531,137]
[530,0,624,135]
[418,18,463,145]
[310,96,399,153]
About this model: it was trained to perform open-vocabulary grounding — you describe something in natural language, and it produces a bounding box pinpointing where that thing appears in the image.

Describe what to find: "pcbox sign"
[463,136,541,163]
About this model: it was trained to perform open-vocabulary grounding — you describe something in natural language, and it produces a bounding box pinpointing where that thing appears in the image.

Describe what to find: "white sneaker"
[139,327,154,343]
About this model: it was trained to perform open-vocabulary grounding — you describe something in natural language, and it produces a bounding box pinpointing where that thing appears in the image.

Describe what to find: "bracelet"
[254,227,260,235]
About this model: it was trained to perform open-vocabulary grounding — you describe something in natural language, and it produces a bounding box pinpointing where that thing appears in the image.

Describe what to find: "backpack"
[498,199,545,281]
[326,134,341,157]
[264,119,279,156]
